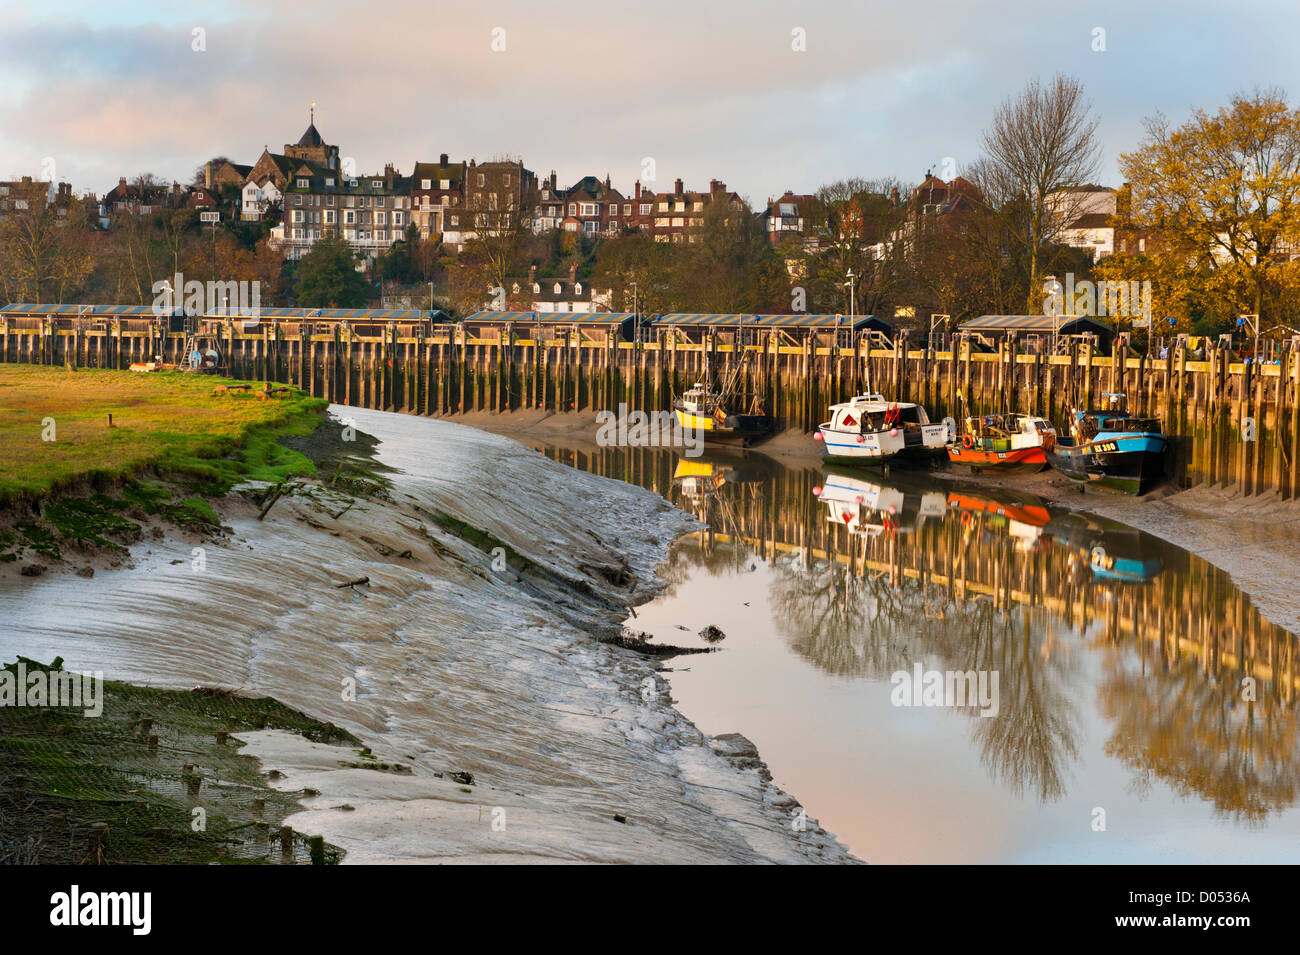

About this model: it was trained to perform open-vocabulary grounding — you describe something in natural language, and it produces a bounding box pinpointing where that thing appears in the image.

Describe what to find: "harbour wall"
[3,318,1297,498]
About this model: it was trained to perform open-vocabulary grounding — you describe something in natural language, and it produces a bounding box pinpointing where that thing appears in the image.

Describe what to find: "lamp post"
[630,281,638,317]
[845,268,856,318]
[429,282,435,313]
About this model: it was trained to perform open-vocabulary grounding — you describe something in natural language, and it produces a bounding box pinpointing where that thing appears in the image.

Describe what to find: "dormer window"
[296,178,308,187]
[575,283,582,294]
[372,180,382,189]
[532,282,540,294]
[553,283,561,294]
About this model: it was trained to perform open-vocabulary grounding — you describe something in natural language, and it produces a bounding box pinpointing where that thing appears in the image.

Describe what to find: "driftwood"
[335,576,370,589]
[257,481,294,520]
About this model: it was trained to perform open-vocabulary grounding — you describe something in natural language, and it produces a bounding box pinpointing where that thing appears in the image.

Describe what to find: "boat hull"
[946,444,1048,471]
[1045,434,1167,495]
[673,407,772,443]
[819,424,946,467]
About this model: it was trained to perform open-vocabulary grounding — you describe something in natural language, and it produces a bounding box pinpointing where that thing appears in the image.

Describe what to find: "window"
[640,203,651,215]
[580,203,596,216]
[375,211,387,225]
[440,179,450,190]
[623,204,631,215]
[359,196,368,207]
[296,178,308,187]
[394,211,404,225]
[326,195,334,206]
[293,228,303,238]
[345,210,355,224]
[504,174,511,186]
[421,179,431,190]
[325,177,335,187]
[371,180,381,188]
[294,195,302,206]
[477,174,485,187]
[450,216,458,226]
[325,210,335,224]
[292,210,303,222]
[377,230,387,242]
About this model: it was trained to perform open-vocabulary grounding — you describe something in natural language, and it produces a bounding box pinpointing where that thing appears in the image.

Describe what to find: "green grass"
[0,365,327,503]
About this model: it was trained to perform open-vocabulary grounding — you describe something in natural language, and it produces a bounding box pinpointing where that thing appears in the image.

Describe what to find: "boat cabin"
[826,395,931,433]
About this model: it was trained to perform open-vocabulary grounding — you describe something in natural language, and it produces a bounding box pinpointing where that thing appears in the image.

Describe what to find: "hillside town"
[4,81,1300,348]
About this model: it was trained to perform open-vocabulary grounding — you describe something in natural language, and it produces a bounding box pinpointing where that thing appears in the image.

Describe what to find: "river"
[525,442,1300,863]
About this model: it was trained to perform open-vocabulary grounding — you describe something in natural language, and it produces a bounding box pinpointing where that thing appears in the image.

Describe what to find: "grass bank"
[0,366,327,566]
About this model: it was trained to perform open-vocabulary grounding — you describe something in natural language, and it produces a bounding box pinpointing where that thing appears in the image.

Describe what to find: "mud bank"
[0,406,855,864]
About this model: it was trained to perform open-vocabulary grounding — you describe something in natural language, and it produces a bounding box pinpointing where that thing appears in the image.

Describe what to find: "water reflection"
[534,443,1300,840]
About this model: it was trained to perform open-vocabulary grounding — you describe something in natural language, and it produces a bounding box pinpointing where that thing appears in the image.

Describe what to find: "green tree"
[293,236,371,307]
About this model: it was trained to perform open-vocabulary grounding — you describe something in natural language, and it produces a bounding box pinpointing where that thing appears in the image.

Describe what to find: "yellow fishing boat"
[672,382,772,444]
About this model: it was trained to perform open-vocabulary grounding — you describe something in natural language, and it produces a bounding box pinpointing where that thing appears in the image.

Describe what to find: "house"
[763,190,818,243]
[204,160,253,190]
[101,176,173,217]
[1050,185,1117,261]
[443,159,536,250]
[271,162,413,263]
[241,115,342,222]
[652,178,744,243]
[410,154,466,238]
[0,177,73,223]
[533,174,655,236]
[499,264,611,312]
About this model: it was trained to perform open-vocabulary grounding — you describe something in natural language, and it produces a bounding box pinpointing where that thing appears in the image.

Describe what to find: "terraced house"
[442,158,536,250]
[410,153,466,239]
[272,162,413,263]
[653,177,744,243]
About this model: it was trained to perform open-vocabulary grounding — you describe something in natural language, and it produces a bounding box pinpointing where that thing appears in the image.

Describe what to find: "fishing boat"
[1044,394,1167,495]
[946,413,1056,471]
[673,382,772,443]
[815,394,948,466]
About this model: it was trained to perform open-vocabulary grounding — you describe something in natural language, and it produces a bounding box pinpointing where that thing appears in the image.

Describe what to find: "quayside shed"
[958,314,1116,354]
[457,310,638,343]
[650,313,893,348]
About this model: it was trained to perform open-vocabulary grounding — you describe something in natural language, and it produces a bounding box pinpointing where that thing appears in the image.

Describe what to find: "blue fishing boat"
[1045,394,1167,495]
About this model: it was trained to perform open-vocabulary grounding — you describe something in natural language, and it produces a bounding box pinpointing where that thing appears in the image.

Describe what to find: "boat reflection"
[532,443,1300,820]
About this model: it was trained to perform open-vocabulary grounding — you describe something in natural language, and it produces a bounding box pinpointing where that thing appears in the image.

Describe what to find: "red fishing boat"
[946,413,1056,471]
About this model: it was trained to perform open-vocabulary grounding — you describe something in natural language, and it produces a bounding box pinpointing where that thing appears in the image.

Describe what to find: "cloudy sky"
[1,0,1296,203]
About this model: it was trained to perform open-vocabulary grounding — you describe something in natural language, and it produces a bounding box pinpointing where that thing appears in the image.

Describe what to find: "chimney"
[568,263,578,283]
[634,181,641,200]
[528,264,537,283]
[605,174,611,190]
[674,178,683,196]
[119,176,127,188]
[440,153,448,166]
[205,161,213,190]
[550,171,557,190]
[384,163,395,189]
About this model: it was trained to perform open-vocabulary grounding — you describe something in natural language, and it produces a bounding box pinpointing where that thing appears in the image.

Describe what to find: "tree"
[293,236,371,307]
[974,75,1102,311]
[1118,88,1300,329]
[0,184,94,302]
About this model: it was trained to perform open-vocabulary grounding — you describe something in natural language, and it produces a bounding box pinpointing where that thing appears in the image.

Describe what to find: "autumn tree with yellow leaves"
[1113,88,1300,336]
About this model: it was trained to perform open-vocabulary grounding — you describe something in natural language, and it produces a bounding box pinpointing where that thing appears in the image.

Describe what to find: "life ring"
[960,510,972,526]
[962,434,974,449]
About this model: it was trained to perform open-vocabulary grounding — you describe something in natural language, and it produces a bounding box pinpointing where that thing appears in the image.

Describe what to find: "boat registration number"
[1091,441,1119,453]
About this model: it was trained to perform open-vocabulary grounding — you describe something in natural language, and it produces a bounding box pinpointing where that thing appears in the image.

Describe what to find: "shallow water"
[528,443,1300,863]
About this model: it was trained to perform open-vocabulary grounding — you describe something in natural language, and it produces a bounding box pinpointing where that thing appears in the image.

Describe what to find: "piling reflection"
[533,444,1300,819]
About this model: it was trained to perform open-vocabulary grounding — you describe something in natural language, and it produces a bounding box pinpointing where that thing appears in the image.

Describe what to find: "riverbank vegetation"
[0,365,326,564]
[0,656,353,864]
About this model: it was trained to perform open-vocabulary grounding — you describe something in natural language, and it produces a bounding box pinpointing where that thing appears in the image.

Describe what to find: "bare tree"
[976,75,1102,311]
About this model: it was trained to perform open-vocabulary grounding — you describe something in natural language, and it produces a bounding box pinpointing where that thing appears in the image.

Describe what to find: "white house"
[241,177,282,222]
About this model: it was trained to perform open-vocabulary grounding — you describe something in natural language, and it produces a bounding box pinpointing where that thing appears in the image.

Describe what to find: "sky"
[1,0,1297,205]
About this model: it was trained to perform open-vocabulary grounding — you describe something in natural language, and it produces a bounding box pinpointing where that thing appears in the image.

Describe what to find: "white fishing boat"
[815,394,948,466]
